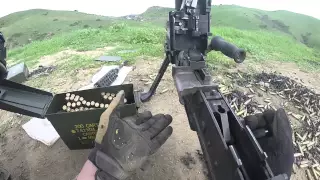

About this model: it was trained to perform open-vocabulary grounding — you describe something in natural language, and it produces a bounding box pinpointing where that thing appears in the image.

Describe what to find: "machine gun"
[140,0,288,180]
[0,2,289,179]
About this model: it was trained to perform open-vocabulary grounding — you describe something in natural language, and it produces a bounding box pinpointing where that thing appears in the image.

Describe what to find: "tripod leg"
[140,57,170,102]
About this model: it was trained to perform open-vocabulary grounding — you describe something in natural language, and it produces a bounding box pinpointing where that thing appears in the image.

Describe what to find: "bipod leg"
[140,56,170,102]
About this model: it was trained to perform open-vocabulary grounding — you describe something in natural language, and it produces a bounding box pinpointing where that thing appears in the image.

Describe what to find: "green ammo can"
[0,80,137,150]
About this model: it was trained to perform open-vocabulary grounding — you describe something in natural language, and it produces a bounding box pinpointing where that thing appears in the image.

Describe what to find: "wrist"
[89,148,129,180]
[77,160,98,180]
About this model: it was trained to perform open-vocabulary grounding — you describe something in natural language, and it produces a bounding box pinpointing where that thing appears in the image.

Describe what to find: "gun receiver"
[141,0,288,179]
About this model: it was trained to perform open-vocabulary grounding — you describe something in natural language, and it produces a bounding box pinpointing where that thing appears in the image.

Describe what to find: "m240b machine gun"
[140,0,288,180]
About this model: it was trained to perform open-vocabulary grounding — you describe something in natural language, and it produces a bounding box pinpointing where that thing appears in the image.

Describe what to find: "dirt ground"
[0,56,319,180]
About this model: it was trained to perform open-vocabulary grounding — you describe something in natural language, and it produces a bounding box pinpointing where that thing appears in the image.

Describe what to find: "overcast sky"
[1,0,319,19]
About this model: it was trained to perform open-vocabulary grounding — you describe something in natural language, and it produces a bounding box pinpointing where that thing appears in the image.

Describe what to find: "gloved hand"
[89,91,173,180]
[244,108,294,178]
[0,32,7,80]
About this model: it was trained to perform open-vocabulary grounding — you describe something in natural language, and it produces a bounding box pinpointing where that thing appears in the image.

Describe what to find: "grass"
[210,27,319,70]
[8,23,165,67]
[142,5,320,50]
[2,5,320,50]
[7,23,320,72]
[0,9,113,49]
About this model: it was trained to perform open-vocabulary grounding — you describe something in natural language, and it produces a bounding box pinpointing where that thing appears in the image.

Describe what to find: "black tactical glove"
[244,108,294,178]
[89,91,173,180]
[0,32,7,80]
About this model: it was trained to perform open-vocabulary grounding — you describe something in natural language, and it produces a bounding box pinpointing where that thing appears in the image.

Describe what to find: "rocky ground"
[0,56,319,180]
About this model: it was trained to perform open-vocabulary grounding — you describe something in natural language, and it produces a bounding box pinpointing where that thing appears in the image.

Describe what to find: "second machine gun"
[140,0,288,180]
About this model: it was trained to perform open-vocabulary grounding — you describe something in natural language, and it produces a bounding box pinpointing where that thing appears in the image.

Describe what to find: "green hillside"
[0,9,113,48]
[0,5,320,71]
[142,5,320,49]
[2,5,320,50]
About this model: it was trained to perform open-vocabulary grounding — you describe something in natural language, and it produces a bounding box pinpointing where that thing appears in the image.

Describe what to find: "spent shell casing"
[269,92,277,95]
[76,101,81,106]
[86,102,91,107]
[100,103,105,108]
[298,144,305,156]
[101,92,106,96]
[67,102,71,107]
[84,107,89,110]
[95,103,100,107]
[302,132,308,141]
[108,96,113,101]
[79,107,84,111]
[300,160,310,165]
[104,104,109,108]
[124,98,127,103]
[62,105,67,110]
[160,89,168,94]
[65,96,70,101]
[259,87,266,91]
[294,153,303,157]
[72,103,76,107]
[244,99,251,106]
[103,95,108,99]
[79,97,84,101]
[66,93,71,97]
[247,95,254,98]
[82,100,87,105]
[75,108,79,112]
[67,107,71,112]
[70,109,75,112]
[106,93,110,97]
[91,101,95,106]
[311,167,319,179]
[111,93,116,97]
[306,169,312,180]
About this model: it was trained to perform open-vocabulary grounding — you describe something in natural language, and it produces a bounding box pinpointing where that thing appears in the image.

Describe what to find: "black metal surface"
[142,0,211,103]
[95,56,121,62]
[172,66,215,104]
[0,79,53,118]
[183,90,243,180]
[0,32,7,80]
[182,88,287,180]
[175,0,182,10]
[140,57,170,102]
[0,32,6,66]
[139,0,289,179]
[7,63,29,83]
[94,68,119,88]
[208,36,246,63]
[0,167,11,180]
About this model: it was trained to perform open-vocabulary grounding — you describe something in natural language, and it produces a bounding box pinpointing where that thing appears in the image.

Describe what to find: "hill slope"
[142,5,320,49]
[0,9,113,48]
[1,5,320,50]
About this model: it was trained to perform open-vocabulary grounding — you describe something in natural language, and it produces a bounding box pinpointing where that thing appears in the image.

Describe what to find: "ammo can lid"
[0,79,53,118]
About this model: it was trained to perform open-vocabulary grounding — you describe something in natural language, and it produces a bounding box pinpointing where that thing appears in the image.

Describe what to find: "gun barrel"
[208,36,246,63]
